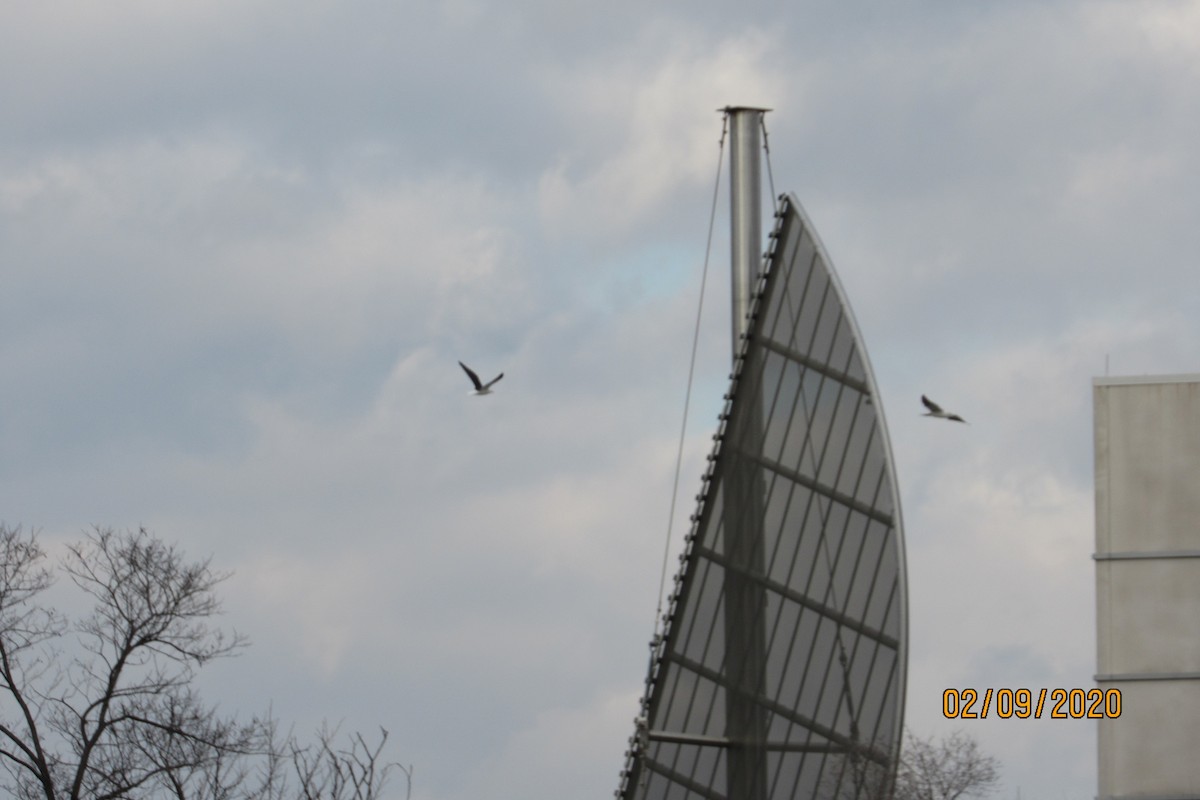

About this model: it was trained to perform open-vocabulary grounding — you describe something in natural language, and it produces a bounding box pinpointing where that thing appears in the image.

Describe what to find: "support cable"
[653,113,730,641]
[761,115,781,217]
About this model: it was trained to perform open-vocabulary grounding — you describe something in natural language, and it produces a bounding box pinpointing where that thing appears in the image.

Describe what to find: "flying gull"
[921,394,967,424]
[459,361,504,396]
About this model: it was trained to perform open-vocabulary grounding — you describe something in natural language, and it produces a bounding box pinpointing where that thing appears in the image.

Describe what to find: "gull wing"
[458,361,484,391]
[921,394,943,414]
[483,373,504,390]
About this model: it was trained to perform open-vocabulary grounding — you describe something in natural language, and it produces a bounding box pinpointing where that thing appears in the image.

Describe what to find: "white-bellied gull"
[459,361,504,395]
[921,394,967,424]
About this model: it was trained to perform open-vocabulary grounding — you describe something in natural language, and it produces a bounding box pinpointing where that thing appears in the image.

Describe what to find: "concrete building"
[1094,375,1200,800]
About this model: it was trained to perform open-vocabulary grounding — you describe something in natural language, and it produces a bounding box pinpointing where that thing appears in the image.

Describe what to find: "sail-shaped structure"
[616,193,907,800]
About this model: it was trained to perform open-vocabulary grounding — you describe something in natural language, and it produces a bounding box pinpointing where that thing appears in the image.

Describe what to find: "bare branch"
[896,730,1001,800]
[816,729,1000,800]
[0,525,401,800]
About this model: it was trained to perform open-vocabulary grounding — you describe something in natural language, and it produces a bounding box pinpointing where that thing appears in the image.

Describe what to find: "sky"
[3,1,1200,798]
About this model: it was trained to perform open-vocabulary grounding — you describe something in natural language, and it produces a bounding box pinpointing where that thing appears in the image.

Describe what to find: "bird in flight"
[459,361,504,396]
[921,394,967,424]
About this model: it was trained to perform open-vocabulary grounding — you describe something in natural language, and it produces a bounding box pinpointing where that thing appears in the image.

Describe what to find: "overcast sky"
[5,1,1200,798]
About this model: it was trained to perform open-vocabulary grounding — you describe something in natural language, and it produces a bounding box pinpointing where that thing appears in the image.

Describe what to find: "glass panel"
[854,456,887,514]
[803,752,834,800]
[827,314,858,376]
[816,383,857,489]
[791,254,828,354]
[846,632,876,702]
[804,618,842,730]
[765,481,807,586]
[809,290,846,367]
[761,353,799,466]
[820,501,853,608]
[882,577,900,639]
[844,343,868,384]
[653,741,682,777]
[761,221,802,337]
[830,508,868,613]
[865,556,898,636]
[674,557,727,671]
[844,516,885,623]
[681,670,718,736]
[836,412,876,501]
[807,379,842,486]
[772,230,817,350]
[856,646,896,743]
[762,590,795,698]
[796,496,832,602]
[778,368,825,477]
[657,663,688,732]
[769,751,802,800]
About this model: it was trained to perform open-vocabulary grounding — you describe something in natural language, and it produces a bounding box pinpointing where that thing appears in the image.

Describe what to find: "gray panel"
[617,195,907,800]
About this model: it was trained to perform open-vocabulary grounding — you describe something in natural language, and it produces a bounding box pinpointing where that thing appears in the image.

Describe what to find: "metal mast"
[723,105,770,800]
[728,107,767,351]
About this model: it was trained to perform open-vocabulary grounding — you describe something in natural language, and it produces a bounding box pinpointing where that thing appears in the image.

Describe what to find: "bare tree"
[272,724,407,800]
[895,730,1000,800]
[0,524,402,800]
[818,730,1000,800]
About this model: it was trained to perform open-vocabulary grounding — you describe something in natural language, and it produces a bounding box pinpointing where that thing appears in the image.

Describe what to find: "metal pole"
[727,106,767,358]
[722,105,770,800]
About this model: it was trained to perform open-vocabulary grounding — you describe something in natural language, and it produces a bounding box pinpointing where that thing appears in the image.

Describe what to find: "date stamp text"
[942,688,1121,719]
